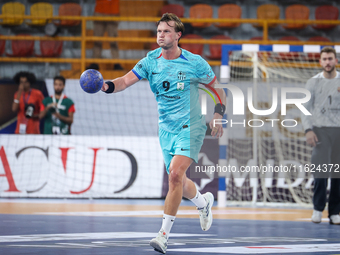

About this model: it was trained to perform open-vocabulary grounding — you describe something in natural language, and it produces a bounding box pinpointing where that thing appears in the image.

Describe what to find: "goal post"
[217,43,340,207]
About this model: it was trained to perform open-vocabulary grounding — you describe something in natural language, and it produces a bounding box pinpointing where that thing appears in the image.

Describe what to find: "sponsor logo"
[177,82,184,91]
[178,71,186,80]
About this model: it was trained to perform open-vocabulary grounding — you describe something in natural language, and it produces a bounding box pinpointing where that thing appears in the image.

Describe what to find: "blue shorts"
[159,123,207,173]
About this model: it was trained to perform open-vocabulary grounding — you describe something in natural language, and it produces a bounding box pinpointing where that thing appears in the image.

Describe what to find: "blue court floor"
[0,199,339,255]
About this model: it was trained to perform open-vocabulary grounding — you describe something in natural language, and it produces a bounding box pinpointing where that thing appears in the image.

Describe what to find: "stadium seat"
[0,38,5,56]
[37,40,63,57]
[180,34,204,56]
[253,4,280,28]
[120,1,166,17]
[313,5,339,30]
[250,36,263,41]
[206,35,232,60]
[214,4,242,29]
[0,2,25,26]
[283,4,309,30]
[56,3,82,26]
[279,36,300,42]
[150,35,158,51]
[26,2,53,26]
[189,4,213,28]
[6,34,34,57]
[161,4,184,17]
[308,36,331,43]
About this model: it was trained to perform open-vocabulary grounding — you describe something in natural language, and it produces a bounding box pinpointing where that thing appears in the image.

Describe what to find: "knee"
[168,169,184,187]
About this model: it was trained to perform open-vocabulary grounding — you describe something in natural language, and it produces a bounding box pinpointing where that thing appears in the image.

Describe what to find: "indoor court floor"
[0,198,339,255]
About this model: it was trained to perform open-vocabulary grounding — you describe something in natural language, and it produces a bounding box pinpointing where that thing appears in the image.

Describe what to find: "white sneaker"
[198,192,214,231]
[311,210,322,223]
[330,214,340,225]
[149,229,168,254]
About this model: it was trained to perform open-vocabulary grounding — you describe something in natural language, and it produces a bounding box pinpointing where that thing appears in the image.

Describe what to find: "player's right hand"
[101,82,108,92]
[306,130,318,147]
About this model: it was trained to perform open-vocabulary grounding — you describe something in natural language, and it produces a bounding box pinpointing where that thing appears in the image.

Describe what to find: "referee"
[302,47,340,225]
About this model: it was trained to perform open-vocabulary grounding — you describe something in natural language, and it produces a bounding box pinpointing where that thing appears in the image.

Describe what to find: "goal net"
[224,50,327,207]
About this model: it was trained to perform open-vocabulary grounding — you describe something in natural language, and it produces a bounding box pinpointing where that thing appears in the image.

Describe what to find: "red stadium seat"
[308,36,331,43]
[283,4,309,30]
[250,36,263,41]
[161,4,184,17]
[206,35,232,60]
[189,4,213,28]
[253,4,280,28]
[150,35,158,51]
[37,40,63,57]
[6,34,34,57]
[56,3,82,26]
[180,34,204,56]
[214,4,242,29]
[313,5,339,30]
[0,38,5,56]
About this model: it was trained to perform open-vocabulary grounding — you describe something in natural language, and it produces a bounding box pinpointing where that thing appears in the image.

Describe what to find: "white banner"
[0,135,164,198]
[45,79,159,136]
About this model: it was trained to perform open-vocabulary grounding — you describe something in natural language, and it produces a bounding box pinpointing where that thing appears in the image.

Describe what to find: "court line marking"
[0,232,212,243]
[168,243,340,254]
[35,209,296,217]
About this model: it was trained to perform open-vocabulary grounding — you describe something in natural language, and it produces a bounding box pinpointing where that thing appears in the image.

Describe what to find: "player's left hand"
[209,113,223,138]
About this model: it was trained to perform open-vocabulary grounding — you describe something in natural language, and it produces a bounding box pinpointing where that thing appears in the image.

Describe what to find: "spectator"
[12,71,44,134]
[39,76,75,135]
[93,0,120,60]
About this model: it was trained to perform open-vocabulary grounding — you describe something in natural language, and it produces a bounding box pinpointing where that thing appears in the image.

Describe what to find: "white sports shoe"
[311,210,322,223]
[198,192,214,231]
[330,214,340,225]
[150,229,168,254]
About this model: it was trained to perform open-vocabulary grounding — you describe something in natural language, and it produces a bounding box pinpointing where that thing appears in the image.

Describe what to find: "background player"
[301,46,340,225]
[39,76,75,135]
[101,13,226,253]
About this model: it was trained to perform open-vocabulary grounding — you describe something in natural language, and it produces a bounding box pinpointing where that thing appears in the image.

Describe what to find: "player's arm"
[301,79,318,147]
[101,71,140,93]
[53,111,74,125]
[207,79,226,138]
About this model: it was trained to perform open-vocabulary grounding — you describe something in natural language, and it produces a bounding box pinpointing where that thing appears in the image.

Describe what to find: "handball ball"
[79,69,103,94]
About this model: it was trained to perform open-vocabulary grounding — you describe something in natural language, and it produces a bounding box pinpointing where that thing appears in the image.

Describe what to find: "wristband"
[104,81,115,93]
[14,99,19,104]
[214,103,226,116]
[305,128,312,134]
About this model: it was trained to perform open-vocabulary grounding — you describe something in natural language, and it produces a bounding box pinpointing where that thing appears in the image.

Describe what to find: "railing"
[1,15,340,71]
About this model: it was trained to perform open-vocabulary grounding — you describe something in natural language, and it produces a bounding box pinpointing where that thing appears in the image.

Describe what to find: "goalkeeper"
[301,47,340,225]
[101,13,226,254]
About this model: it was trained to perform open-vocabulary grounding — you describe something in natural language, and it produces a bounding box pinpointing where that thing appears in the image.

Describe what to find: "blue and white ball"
[79,69,103,94]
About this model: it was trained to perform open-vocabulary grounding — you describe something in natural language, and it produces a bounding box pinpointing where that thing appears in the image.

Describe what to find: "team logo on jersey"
[178,71,186,81]
[177,82,184,91]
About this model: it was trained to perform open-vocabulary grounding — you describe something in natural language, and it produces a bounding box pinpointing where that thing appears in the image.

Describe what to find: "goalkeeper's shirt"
[132,48,216,134]
[301,71,340,131]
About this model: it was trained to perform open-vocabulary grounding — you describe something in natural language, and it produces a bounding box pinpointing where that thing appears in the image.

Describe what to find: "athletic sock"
[160,214,175,237]
[190,189,207,209]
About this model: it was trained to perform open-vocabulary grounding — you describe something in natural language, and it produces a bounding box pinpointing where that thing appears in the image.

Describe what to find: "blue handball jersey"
[132,48,216,133]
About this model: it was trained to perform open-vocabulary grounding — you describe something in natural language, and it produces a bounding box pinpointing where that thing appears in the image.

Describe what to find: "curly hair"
[13,71,36,85]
